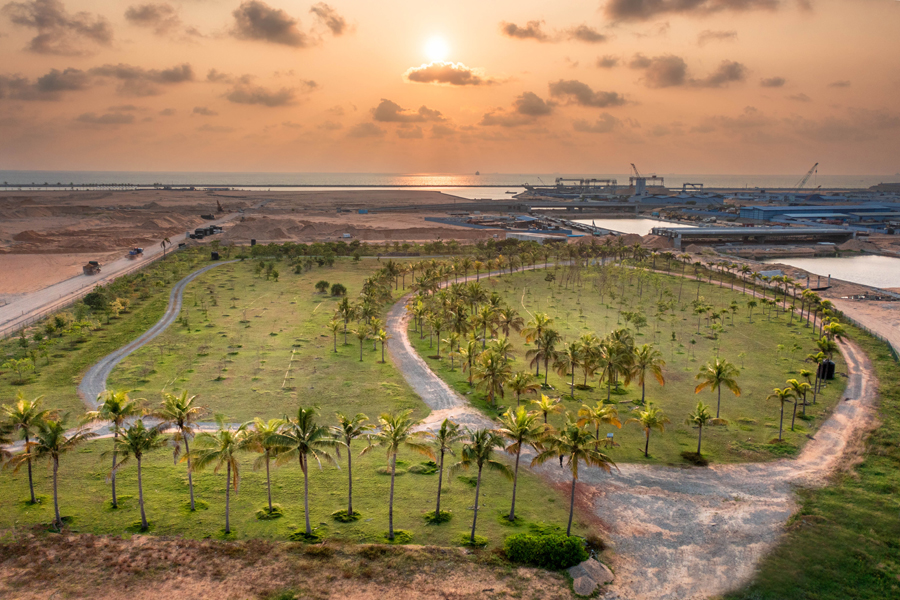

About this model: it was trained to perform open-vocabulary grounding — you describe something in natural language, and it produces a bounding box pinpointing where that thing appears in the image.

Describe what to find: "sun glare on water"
[425,36,450,62]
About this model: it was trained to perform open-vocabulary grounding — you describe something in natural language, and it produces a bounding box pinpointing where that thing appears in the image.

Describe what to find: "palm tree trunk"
[566,473,576,537]
[716,387,722,419]
[697,424,703,455]
[388,453,396,540]
[137,456,148,530]
[52,456,61,530]
[266,451,273,512]
[778,402,785,441]
[790,400,798,432]
[333,334,337,353]
[347,446,353,515]
[544,357,550,386]
[183,429,196,511]
[471,465,483,542]
[111,429,118,508]
[571,370,576,400]
[381,343,385,363]
[644,429,650,457]
[225,462,231,534]
[359,340,363,361]
[436,449,445,515]
[508,450,521,521]
[25,433,35,504]
[641,380,646,405]
[302,455,311,535]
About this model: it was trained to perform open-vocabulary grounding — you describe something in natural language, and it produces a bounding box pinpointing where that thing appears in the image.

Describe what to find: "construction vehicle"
[83,261,101,275]
[794,163,819,192]
[127,247,144,260]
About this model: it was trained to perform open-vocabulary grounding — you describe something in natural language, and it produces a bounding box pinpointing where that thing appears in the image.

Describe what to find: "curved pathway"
[77,260,239,408]
[385,267,879,599]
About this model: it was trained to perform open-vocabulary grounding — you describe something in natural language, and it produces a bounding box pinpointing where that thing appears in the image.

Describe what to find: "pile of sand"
[618,233,643,246]
[838,239,879,252]
[685,244,704,254]
[641,234,674,249]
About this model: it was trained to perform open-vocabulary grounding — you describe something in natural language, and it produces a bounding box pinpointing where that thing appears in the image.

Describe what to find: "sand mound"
[641,234,674,249]
[13,230,47,242]
[619,233,643,246]
[838,239,879,252]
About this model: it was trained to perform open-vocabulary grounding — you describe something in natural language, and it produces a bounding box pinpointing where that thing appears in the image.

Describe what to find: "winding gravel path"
[77,260,239,408]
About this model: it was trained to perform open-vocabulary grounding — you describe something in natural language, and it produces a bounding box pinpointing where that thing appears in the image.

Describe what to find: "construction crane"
[794,162,819,192]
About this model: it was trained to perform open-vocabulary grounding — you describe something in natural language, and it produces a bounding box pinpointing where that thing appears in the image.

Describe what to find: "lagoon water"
[760,255,900,290]
[572,218,698,236]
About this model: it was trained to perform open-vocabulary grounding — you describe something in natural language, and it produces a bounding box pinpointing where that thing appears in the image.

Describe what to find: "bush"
[503,533,588,570]
[423,510,452,524]
[384,529,413,544]
[315,280,329,293]
[408,461,438,475]
[256,505,284,520]
[680,451,710,466]
[458,533,489,548]
[330,283,347,296]
[331,509,362,523]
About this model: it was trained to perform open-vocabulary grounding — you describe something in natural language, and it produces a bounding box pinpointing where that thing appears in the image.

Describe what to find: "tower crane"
[793,162,819,192]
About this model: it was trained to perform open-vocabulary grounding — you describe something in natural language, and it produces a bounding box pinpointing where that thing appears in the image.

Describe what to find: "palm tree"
[2,393,51,504]
[84,390,143,508]
[685,401,713,455]
[747,299,758,323]
[154,391,206,511]
[526,328,561,387]
[454,429,511,542]
[354,326,369,361]
[632,344,666,405]
[694,358,741,419]
[531,394,563,424]
[532,417,616,536]
[23,416,96,529]
[626,402,670,458]
[497,307,525,338]
[428,418,463,518]
[497,407,543,522]
[521,312,553,378]
[360,410,433,540]
[269,407,336,536]
[106,419,167,530]
[328,319,341,353]
[189,416,248,535]
[785,379,811,429]
[767,387,795,441]
[507,371,540,407]
[375,329,390,363]
[473,349,512,405]
[333,412,372,518]
[554,341,583,400]
[576,402,622,444]
[459,337,480,387]
[160,237,171,256]
[244,417,284,514]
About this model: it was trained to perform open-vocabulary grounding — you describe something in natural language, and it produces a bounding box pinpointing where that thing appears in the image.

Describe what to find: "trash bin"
[818,359,835,380]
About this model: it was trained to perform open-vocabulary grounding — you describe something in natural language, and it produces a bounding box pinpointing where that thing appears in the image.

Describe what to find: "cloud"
[347,122,384,138]
[573,113,622,133]
[124,3,201,39]
[548,79,626,108]
[828,80,851,88]
[159,108,175,116]
[2,0,113,54]
[231,0,309,47]
[596,55,620,69]
[403,61,494,86]
[89,63,194,96]
[629,54,686,88]
[397,126,423,139]
[431,124,457,138]
[317,120,342,130]
[198,124,234,133]
[206,69,232,83]
[604,0,779,22]
[225,82,297,106]
[500,20,549,42]
[193,106,217,116]
[760,76,785,88]
[788,92,811,102]
[566,24,607,43]
[481,91,554,127]
[108,104,139,111]
[309,2,346,36]
[697,29,737,45]
[76,111,135,125]
[690,60,747,88]
[1,67,91,101]
[371,99,445,123]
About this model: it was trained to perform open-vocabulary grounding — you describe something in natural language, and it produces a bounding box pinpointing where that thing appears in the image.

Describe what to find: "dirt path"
[386,268,879,599]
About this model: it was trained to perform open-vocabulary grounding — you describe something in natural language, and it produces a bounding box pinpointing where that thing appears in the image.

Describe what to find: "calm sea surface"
[572,218,698,236]
[760,255,900,290]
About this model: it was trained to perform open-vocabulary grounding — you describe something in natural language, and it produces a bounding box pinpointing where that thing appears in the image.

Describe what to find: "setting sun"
[424,36,450,62]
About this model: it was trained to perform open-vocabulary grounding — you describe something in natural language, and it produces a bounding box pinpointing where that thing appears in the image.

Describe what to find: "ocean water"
[572,218,698,236]
[0,171,896,190]
[760,255,900,290]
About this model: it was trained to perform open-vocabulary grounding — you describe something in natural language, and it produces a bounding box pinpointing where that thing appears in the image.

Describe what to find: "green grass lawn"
[724,329,900,600]
[411,265,846,465]
[0,434,582,548]
[108,258,425,423]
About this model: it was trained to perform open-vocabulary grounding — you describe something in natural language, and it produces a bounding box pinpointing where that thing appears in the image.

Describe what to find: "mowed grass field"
[108,258,424,423]
[410,265,847,465]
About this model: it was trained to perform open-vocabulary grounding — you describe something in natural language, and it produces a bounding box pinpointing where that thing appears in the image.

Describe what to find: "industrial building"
[739,204,900,222]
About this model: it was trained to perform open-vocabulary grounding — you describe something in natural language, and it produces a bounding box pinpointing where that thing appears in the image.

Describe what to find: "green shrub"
[503,532,588,570]
[680,451,710,466]
[458,533,489,548]
[423,510,452,524]
[331,509,362,523]
[409,461,438,475]
[384,529,413,544]
[256,504,284,520]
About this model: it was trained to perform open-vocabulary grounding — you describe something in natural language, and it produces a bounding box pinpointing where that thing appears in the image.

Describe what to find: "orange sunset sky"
[0,0,898,174]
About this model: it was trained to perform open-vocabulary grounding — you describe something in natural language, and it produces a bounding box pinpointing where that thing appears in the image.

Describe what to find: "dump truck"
[83,261,101,275]
[127,247,144,260]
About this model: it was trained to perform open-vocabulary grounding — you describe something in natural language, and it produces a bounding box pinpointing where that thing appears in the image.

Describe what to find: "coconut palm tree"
[631,344,666,405]
[23,416,96,530]
[2,393,51,504]
[473,349,512,405]
[328,319,341,353]
[84,390,143,509]
[576,402,621,444]
[459,337,480,388]
[521,312,553,378]
[746,299,758,323]
[507,371,540,407]
[694,358,741,419]
[428,418,464,518]
[332,412,372,518]
[685,401,713,455]
[454,429,512,542]
[189,416,248,535]
[154,391,206,511]
[361,410,433,540]
[244,417,284,514]
[497,407,543,522]
[554,341,583,400]
[269,407,336,536]
[785,379,811,429]
[767,387,795,441]
[375,329,390,363]
[354,326,370,362]
[531,394,563,424]
[806,351,827,403]
[497,307,525,338]
[626,402,670,458]
[527,328,561,387]
[106,419,167,530]
[531,417,616,536]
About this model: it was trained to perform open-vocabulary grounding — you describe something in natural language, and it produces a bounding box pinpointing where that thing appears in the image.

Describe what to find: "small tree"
[84,390,143,509]
[767,387,795,441]
[106,420,167,530]
[3,358,34,384]
[427,419,463,519]
[189,416,249,535]
[626,402,670,458]
[244,417,284,514]
[328,319,341,353]
[330,283,347,296]
[2,393,51,504]
[332,413,372,519]
[497,407,543,522]
[315,280,330,293]
[685,401,713,455]
[454,429,511,543]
